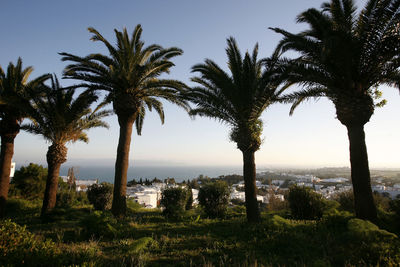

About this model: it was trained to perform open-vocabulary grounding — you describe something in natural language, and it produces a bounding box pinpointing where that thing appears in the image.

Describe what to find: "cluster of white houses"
[257,173,400,200]
[61,176,98,192]
[57,172,400,209]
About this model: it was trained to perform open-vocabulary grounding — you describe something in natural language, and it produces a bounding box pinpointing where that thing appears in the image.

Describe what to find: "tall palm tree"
[187,37,284,223]
[60,25,189,217]
[0,58,50,217]
[23,76,109,216]
[270,0,400,221]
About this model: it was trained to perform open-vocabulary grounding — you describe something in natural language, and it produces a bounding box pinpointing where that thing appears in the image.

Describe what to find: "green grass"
[2,198,400,266]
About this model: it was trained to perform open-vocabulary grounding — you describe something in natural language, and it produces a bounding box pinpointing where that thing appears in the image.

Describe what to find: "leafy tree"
[60,25,189,217]
[164,178,176,184]
[152,177,162,184]
[188,179,200,189]
[270,0,400,221]
[334,190,354,212]
[87,183,113,210]
[22,76,109,216]
[66,167,77,190]
[186,188,193,210]
[288,185,325,220]
[198,181,230,218]
[0,58,49,217]
[161,187,189,219]
[127,179,137,187]
[187,38,284,222]
[11,163,47,199]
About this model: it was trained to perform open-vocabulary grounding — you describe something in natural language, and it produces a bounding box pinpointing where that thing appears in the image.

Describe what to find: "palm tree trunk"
[242,150,260,223]
[346,124,377,222]
[41,143,67,217]
[41,161,62,216]
[112,114,136,217]
[0,132,17,218]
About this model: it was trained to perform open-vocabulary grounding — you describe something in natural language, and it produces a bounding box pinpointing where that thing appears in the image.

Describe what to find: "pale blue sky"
[1,0,399,169]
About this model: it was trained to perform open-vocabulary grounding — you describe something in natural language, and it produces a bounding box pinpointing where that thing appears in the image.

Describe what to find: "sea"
[59,165,246,183]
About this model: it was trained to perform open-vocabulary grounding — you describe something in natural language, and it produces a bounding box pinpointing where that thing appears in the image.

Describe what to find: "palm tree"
[23,76,109,216]
[187,37,284,222]
[0,58,50,217]
[60,25,188,217]
[270,0,400,221]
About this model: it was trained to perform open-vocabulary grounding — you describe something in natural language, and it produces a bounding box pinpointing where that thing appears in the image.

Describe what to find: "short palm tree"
[270,0,400,221]
[60,25,189,217]
[0,58,49,217]
[187,37,284,222]
[23,76,109,216]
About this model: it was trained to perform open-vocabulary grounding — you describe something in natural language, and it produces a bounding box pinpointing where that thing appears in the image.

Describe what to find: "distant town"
[60,167,400,209]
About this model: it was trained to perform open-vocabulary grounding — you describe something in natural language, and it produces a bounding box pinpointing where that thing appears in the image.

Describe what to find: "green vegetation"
[10,163,47,199]
[87,182,113,211]
[198,181,230,218]
[0,0,399,264]
[288,186,328,220]
[161,187,190,219]
[0,59,50,217]
[23,75,109,216]
[271,0,400,222]
[187,37,285,223]
[60,25,189,218]
[2,197,400,266]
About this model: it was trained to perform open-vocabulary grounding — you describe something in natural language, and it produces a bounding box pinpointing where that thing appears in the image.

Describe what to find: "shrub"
[160,187,189,218]
[87,183,113,211]
[198,181,230,218]
[288,185,325,220]
[56,190,76,208]
[75,191,90,205]
[186,188,193,210]
[374,192,391,212]
[266,194,289,212]
[335,190,391,214]
[334,190,354,212]
[0,219,58,265]
[79,211,118,239]
[10,163,47,199]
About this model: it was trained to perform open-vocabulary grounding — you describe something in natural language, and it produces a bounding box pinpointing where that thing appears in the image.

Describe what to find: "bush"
[198,181,230,218]
[186,188,193,210]
[56,190,76,208]
[56,188,89,209]
[334,190,354,212]
[374,192,391,212]
[0,219,58,265]
[266,194,289,212]
[390,197,400,212]
[10,163,47,199]
[334,190,392,214]
[87,183,113,211]
[79,211,118,239]
[288,185,325,220]
[160,187,189,218]
[76,191,90,205]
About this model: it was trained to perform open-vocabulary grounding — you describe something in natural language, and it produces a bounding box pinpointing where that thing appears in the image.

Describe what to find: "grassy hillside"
[1,198,400,266]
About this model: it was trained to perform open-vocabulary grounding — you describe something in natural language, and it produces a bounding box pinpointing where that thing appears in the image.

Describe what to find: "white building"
[10,162,15,178]
[192,189,199,205]
[230,189,245,202]
[133,192,158,208]
[127,184,164,208]
[322,177,349,183]
[76,179,98,192]
[263,194,285,204]
[271,180,285,186]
